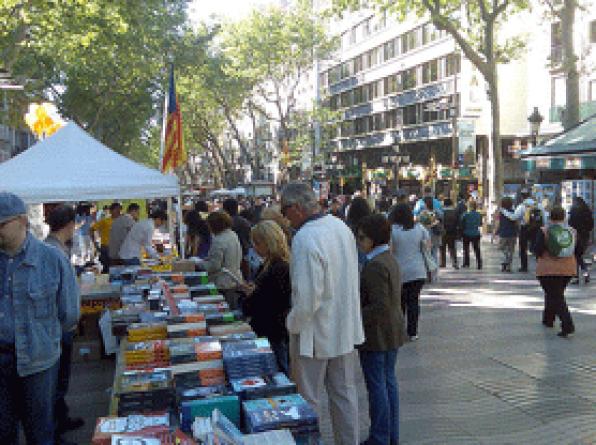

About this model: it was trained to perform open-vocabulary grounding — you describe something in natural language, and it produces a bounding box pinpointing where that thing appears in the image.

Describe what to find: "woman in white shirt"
[389,204,430,341]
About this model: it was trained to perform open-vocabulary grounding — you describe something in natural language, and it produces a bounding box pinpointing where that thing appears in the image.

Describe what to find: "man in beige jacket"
[281,182,365,445]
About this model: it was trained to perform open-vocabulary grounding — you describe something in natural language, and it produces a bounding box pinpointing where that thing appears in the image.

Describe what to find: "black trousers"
[575,233,589,271]
[538,276,574,332]
[55,331,74,427]
[401,280,425,337]
[440,233,458,267]
[463,235,482,267]
[519,226,530,270]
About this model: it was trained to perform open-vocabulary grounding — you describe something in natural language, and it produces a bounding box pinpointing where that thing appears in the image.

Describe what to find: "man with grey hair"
[0,192,80,444]
[281,182,364,445]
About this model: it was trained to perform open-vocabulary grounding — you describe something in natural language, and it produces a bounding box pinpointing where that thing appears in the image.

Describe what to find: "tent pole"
[177,193,185,259]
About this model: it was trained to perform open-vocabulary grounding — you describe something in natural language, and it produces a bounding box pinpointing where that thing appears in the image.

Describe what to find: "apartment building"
[317,4,596,197]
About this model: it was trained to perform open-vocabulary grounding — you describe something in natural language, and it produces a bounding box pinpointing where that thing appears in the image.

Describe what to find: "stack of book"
[222,338,278,379]
[243,394,319,438]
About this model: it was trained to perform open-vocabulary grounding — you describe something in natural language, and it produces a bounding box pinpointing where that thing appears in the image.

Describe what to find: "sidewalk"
[318,238,596,444]
[61,239,596,444]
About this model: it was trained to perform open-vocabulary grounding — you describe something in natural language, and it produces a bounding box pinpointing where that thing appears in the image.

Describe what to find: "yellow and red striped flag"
[161,66,186,172]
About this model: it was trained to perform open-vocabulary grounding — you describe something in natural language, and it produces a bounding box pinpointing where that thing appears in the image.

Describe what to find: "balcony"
[549,101,596,123]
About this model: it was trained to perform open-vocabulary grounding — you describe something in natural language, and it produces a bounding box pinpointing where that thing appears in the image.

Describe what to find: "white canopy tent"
[0,122,185,257]
[0,122,179,203]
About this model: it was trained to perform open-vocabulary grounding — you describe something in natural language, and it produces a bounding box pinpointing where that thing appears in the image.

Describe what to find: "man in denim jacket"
[0,192,80,445]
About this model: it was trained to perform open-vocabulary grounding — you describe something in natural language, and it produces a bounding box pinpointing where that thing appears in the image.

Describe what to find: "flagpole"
[159,73,169,171]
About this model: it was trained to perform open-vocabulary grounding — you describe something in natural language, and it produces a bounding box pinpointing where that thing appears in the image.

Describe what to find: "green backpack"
[546,224,575,257]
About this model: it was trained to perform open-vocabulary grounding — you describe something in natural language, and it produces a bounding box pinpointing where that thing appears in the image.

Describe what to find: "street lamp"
[527,107,544,147]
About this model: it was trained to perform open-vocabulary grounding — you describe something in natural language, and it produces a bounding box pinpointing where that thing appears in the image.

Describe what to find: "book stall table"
[98,266,323,444]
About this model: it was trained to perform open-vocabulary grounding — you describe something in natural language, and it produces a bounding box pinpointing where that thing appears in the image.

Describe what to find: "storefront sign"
[458,119,476,165]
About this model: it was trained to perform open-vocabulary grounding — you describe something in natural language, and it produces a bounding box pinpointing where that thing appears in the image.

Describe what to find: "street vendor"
[119,210,167,266]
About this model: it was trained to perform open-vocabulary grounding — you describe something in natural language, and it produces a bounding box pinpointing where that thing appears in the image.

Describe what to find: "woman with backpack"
[534,206,577,337]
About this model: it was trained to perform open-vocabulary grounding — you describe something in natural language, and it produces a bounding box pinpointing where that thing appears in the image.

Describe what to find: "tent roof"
[522,114,596,158]
[0,122,179,204]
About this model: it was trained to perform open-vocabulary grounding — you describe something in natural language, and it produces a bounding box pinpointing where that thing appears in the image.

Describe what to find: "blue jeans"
[359,349,399,445]
[0,351,59,445]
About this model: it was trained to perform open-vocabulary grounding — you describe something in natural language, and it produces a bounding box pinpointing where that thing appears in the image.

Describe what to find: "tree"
[175,24,258,187]
[331,0,528,201]
[222,0,338,182]
[1,0,190,165]
[542,0,580,129]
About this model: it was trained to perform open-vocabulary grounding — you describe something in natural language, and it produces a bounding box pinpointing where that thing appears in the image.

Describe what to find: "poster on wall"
[458,119,476,166]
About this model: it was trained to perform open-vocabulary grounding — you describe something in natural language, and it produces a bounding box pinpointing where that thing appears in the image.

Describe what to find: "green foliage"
[1,0,191,166]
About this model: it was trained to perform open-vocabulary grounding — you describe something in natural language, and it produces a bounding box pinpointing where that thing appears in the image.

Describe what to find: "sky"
[189,0,281,24]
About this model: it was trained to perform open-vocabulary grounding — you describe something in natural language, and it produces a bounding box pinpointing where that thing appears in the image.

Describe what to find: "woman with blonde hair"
[260,206,293,244]
[240,220,292,373]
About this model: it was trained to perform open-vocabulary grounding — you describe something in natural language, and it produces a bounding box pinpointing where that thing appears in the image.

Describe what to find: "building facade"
[317,3,596,198]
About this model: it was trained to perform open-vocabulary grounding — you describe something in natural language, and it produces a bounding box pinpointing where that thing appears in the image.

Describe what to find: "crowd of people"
[0,182,593,445]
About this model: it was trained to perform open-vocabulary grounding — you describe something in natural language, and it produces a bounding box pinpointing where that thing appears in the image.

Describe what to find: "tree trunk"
[561,0,580,129]
[485,20,503,204]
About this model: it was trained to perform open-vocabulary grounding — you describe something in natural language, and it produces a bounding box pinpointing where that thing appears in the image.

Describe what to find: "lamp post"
[527,107,544,147]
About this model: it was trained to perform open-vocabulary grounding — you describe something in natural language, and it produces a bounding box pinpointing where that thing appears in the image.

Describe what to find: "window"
[354,86,363,104]
[551,22,562,63]
[341,91,353,108]
[423,23,439,44]
[373,113,385,131]
[330,95,338,110]
[362,18,371,37]
[350,27,357,45]
[403,105,418,125]
[394,36,401,56]
[384,40,395,60]
[590,20,596,43]
[403,68,417,90]
[341,121,354,137]
[354,56,362,74]
[385,74,398,94]
[446,53,461,76]
[395,73,403,92]
[590,79,596,101]
[551,75,566,108]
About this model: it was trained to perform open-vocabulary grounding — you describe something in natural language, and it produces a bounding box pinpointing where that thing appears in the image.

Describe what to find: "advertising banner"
[458,119,476,166]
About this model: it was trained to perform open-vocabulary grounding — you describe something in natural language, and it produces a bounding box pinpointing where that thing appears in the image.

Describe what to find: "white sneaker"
[409,335,419,341]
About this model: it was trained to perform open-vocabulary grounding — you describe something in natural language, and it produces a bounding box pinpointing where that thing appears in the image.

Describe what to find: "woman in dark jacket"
[240,220,291,373]
[357,214,406,445]
[496,196,518,272]
[184,210,211,258]
[568,196,594,282]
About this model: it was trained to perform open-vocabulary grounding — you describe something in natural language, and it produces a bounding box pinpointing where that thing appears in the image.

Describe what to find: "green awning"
[521,114,596,158]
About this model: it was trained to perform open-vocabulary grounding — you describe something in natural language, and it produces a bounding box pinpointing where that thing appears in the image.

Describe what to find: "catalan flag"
[161,66,186,172]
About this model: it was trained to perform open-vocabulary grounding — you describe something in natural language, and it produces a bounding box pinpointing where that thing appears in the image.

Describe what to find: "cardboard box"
[77,312,101,340]
[73,339,102,362]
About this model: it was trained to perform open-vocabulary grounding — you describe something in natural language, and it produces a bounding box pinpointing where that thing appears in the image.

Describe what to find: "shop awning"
[520,114,596,171]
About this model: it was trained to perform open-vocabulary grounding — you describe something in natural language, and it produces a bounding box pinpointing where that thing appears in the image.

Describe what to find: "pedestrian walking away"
[535,206,577,337]
[496,197,518,272]
[568,196,594,283]
[440,198,460,269]
[282,182,364,445]
[460,200,483,269]
[389,204,429,340]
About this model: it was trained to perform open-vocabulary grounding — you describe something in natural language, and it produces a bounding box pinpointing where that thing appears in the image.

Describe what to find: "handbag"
[421,240,438,274]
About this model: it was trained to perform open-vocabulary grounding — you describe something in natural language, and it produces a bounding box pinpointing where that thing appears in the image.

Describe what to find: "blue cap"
[0,192,27,224]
